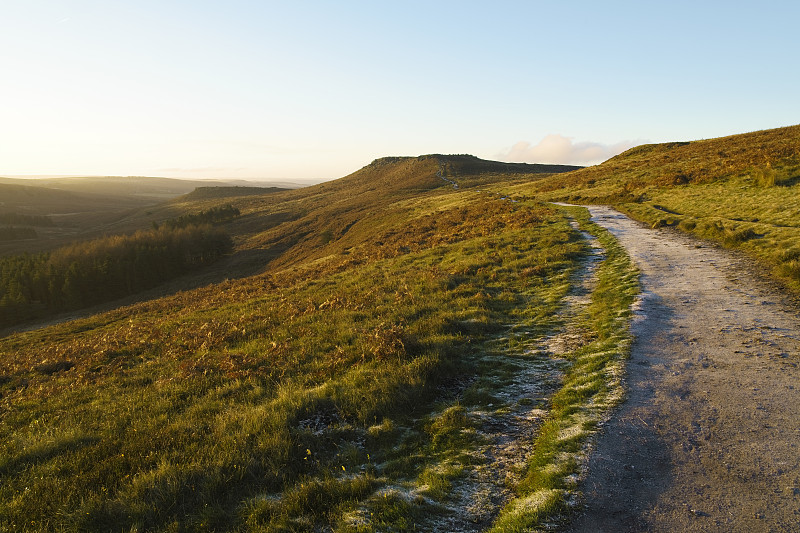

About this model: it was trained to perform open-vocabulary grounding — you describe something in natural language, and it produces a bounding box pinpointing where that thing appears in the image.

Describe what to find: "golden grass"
[0,155,589,531]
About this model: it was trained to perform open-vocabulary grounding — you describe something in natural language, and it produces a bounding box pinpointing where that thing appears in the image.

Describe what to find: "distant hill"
[0,176,299,201]
[0,182,152,215]
[320,154,579,194]
[196,154,580,273]
[0,177,296,256]
[181,186,288,200]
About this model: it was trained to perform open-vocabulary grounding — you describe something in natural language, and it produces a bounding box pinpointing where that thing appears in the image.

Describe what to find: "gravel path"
[566,206,800,531]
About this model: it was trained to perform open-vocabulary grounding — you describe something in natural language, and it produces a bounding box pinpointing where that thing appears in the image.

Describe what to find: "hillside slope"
[0,155,626,532]
[508,124,800,292]
[145,155,580,278]
[531,124,800,200]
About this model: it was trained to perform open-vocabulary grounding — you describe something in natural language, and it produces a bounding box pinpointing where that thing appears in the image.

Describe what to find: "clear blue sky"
[2,1,797,182]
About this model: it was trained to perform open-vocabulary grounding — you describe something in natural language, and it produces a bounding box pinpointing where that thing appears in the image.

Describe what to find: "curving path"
[567,206,800,531]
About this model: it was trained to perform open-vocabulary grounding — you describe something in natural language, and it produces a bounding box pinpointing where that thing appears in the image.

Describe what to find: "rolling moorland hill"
[0,177,292,256]
[2,155,626,532]
[0,181,153,216]
[146,155,581,278]
[1,125,798,531]
[251,156,578,266]
[0,176,297,202]
[536,124,800,196]
[0,181,161,256]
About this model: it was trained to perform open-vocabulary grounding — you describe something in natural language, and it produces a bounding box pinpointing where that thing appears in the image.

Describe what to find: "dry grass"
[0,156,592,531]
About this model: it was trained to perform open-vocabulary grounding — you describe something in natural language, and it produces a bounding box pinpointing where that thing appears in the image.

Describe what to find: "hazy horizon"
[0,174,317,185]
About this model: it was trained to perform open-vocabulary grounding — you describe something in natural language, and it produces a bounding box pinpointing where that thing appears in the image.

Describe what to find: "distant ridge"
[0,182,152,215]
[318,153,580,196]
[0,176,299,200]
[367,154,581,176]
[212,153,580,273]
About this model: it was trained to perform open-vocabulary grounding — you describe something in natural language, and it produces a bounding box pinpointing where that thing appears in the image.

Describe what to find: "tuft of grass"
[418,463,461,501]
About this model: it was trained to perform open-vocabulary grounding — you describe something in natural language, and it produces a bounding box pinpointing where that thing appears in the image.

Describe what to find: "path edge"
[488,205,640,531]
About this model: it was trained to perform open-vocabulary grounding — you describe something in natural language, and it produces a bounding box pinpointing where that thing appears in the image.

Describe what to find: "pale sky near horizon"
[2,1,797,183]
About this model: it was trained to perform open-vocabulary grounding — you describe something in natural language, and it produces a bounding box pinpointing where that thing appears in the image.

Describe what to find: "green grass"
[0,180,592,531]
[489,206,639,532]
[610,170,800,291]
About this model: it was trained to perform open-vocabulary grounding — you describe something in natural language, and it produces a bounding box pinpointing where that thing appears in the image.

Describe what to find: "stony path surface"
[566,206,800,532]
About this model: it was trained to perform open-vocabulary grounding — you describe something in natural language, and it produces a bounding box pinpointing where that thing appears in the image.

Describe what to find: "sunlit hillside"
[1,156,638,532]
[151,155,581,278]
[530,124,800,199]
[2,124,798,530]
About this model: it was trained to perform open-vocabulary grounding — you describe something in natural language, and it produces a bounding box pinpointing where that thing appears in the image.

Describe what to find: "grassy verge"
[489,205,639,531]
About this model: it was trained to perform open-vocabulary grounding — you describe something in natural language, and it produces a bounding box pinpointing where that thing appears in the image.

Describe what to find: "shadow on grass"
[0,434,100,477]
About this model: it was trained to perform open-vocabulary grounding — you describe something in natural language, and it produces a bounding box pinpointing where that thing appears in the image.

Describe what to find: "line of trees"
[155,205,240,230]
[0,224,233,328]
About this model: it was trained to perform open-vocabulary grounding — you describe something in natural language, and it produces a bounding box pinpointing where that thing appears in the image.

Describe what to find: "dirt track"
[566,206,800,532]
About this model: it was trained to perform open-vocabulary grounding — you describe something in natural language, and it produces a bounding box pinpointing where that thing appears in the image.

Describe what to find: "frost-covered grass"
[489,206,639,531]
[0,187,588,531]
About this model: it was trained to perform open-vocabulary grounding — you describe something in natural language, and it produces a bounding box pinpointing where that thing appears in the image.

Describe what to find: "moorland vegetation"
[0,206,241,328]
[0,156,639,531]
[0,224,232,328]
[0,177,286,257]
[0,214,54,243]
[0,227,39,242]
[1,124,798,531]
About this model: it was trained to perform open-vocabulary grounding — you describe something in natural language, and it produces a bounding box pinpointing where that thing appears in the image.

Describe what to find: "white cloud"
[496,134,645,166]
